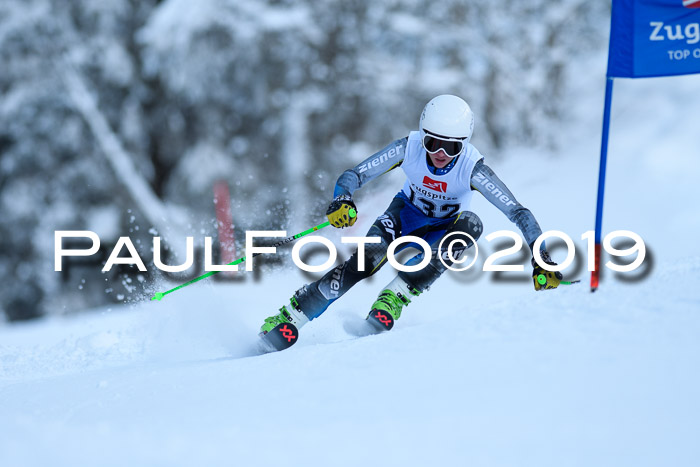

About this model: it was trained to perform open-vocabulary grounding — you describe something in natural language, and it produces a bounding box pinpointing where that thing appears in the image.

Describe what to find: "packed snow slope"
[1,75,699,466]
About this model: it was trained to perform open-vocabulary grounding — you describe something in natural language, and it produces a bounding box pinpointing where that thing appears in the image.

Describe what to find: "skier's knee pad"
[446,211,483,243]
[398,212,483,293]
[438,212,482,264]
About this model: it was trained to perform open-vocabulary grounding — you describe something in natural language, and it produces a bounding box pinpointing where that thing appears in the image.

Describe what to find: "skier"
[260,95,562,350]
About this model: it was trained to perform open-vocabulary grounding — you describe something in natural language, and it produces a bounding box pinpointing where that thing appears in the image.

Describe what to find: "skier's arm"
[470,161,563,290]
[333,137,407,197]
[470,160,543,253]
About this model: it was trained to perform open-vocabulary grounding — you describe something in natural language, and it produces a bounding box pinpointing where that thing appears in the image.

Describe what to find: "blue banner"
[608,0,700,78]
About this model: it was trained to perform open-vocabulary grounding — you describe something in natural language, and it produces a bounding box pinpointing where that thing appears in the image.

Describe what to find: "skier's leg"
[261,195,407,337]
[292,230,389,320]
[400,210,483,291]
[259,237,393,350]
[367,211,483,331]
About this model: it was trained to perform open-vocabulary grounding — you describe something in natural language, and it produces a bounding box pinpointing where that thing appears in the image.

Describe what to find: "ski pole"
[151,209,356,301]
[537,274,580,286]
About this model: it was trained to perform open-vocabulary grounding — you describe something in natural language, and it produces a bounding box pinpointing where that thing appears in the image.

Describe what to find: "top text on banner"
[608,0,700,78]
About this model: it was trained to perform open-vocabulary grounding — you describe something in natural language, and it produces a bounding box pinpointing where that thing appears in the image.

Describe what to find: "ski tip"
[259,323,299,352]
[366,309,394,331]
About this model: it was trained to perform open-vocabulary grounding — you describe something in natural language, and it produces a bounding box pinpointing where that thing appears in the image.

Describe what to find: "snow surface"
[2,70,700,467]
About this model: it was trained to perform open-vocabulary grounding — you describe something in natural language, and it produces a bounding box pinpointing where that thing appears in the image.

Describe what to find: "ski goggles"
[422,131,466,157]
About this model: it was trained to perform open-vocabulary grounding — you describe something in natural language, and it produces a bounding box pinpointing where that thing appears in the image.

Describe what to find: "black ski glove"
[531,250,563,291]
[326,195,357,228]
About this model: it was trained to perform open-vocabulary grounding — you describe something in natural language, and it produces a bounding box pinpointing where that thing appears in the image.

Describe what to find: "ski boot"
[366,276,420,332]
[259,296,309,352]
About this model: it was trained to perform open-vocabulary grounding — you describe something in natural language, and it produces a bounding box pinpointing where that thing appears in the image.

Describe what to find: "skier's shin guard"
[399,211,483,292]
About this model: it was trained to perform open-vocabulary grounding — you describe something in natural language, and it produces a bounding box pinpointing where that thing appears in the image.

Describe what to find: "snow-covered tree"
[0,0,607,321]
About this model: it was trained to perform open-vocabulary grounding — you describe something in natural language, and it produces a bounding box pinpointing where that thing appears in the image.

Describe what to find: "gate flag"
[592,0,700,291]
[607,0,700,78]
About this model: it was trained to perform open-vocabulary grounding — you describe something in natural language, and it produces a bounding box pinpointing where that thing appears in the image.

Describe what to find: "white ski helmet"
[419,95,475,144]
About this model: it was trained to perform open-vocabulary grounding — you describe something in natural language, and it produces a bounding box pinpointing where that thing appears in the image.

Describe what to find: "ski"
[259,322,299,352]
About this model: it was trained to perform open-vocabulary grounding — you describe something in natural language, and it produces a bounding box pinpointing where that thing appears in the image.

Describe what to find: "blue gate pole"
[591,77,614,292]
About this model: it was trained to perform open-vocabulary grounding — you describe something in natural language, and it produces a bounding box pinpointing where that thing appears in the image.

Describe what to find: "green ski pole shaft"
[151,209,356,301]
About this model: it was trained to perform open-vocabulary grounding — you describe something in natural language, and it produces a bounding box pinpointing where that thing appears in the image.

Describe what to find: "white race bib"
[401,131,483,218]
